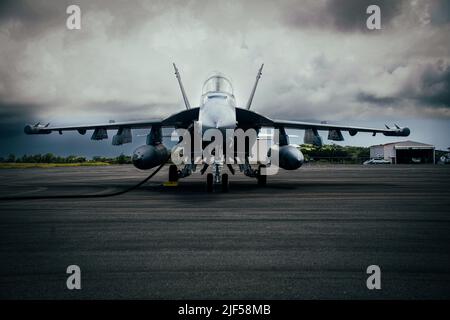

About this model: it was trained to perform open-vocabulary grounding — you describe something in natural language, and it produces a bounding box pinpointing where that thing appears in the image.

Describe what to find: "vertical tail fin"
[245,63,264,110]
[173,63,191,110]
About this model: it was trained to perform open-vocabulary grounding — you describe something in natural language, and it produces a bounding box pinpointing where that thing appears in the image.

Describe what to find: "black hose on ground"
[0,161,167,201]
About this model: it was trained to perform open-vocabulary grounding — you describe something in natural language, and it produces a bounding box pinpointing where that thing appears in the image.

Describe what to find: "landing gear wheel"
[221,173,229,193]
[169,165,178,182]
[257,165,267,186]
[206,173,214,193]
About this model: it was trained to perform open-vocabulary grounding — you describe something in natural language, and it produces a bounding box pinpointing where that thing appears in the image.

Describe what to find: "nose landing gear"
[206,173,229,193]
[206,162,229,193]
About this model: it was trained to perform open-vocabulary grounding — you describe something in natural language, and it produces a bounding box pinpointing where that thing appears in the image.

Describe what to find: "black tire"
[221,173,229,193]
[169,165,178,182]
[257,165,267,186]
[206,173,214,193]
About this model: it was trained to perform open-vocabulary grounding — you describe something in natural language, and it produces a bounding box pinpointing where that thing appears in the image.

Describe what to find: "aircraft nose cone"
[201,117,219,132]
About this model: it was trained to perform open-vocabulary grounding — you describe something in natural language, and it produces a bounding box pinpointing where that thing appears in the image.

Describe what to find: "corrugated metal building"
[370,140,435,164]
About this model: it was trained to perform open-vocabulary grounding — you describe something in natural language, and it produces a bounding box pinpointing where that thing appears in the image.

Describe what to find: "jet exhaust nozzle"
[132,144,169,170]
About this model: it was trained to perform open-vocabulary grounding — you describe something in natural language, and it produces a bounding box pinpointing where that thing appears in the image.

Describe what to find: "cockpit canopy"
[202,72,234,96]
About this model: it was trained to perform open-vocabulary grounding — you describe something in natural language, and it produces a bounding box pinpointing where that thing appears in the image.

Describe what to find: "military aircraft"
[25,64,410,192]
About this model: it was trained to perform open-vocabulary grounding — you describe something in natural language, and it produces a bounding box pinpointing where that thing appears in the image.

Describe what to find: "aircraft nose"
[202,120,235,137]
[201,117,218,131]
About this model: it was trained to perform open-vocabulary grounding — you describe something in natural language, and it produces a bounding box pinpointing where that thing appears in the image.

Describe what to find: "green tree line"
[0,145,370,165]
[300,144,370,164]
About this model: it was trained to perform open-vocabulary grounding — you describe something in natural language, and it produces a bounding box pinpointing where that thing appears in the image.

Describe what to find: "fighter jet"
[25,64,410,192]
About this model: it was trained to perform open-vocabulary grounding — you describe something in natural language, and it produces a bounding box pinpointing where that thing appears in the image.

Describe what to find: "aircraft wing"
[235,108,410,138]
[24,119,163,134]
[271,119,410,137]
[24,108,200,145]
[25,108,200,134]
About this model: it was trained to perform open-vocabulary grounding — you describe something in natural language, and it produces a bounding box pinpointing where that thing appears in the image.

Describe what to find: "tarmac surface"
[0,164,449,299]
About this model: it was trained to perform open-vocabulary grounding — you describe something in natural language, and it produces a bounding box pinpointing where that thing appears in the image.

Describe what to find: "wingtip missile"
[24,123,51,135]
[383,125,410,137]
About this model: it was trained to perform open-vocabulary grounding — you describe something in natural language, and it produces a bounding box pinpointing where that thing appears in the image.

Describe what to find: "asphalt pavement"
[0,164,449,299]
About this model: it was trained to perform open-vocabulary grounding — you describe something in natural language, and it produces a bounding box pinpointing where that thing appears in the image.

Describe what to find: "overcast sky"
[0,0,449,157]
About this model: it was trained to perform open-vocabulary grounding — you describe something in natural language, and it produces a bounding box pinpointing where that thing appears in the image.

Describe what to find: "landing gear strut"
[206,173,213,193]
[239,163,268,186]
[168,164,196,183]
[221,173,229,192]
[206,161,229,193]
[257,164,267,186]
[169,164,178,182]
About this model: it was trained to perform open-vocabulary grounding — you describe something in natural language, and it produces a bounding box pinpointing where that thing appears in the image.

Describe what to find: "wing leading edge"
[235,108,410,138]
[271,119,410,137]
[24,108,200,145]
[24,108,200,134]
[24,119,163,134]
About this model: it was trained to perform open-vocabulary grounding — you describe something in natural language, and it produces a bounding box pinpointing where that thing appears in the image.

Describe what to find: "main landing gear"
[168,164,178,182]
[239,163,267,187]
[257,164,267,186]
[166,164,196,186]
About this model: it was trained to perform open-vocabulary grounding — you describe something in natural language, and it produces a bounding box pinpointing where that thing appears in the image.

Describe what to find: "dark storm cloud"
[0,0,175,40]
[326,0,405,31]
[0,0,71,39]
[0,100,41,122]
[412,62,450,107]
[0,100,41,141]
[0,99,147,157]
[0,0,48,22]
[357,62,450,109]
[284,0,406,32]
[356,92,399,106]
[429,0,450,26]
[0,0,449,154]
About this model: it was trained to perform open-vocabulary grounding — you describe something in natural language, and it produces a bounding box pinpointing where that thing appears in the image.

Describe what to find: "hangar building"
[370,141,435,164]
